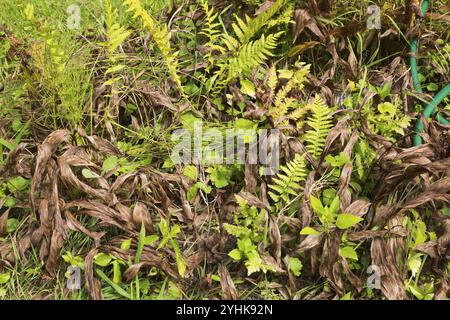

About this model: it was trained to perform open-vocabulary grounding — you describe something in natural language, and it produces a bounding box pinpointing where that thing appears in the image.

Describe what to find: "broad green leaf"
[339,246,358,260]
[309,195,325,215]
[240,79,255,98]
[183,165,198,181]
[340,292,352,300]
[336,213,363,230]
[7,218,19,233]
[102,156,118,173]
[377,102,396,117]
[300,226,320,235]
[171,239,186,278]
[120,239,132,250]
[228,249,242,261]
[94,253,112,267]
[329,196,340,215]
[7,176,30,192]
[0,272,11,284]
[209,166,232,188]
[144,235,159,246]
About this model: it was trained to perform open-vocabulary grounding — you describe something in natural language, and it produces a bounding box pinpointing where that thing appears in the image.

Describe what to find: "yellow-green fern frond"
[104,0,131,60]
[123,0,182,91]
[269,63,310,124]
[199,0,224,66]
[268,154,307,205]
[303,97,333,159]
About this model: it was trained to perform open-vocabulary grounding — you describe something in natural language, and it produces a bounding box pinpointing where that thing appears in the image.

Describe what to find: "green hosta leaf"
[339,246,358,260]
[228,249,242,261]
[94,253,112,267]
[336,214,363,230]
[300,226,320,235]
[289,257,303,277]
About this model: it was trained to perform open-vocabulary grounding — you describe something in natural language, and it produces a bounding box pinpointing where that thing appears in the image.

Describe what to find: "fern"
[123,0,182,92]
[268,62,310,125]
[232,0,285,44]
[303,97,333,159]
[268,154,307,204]
[216,32,282,89]
[198,0,286,91]
[199,0,223,67]
[103,0,131,61]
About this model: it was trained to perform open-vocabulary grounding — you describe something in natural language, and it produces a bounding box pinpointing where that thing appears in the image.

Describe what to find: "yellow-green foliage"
[123,0,182,91]
[103,0,131,60]
[268,62,311,125]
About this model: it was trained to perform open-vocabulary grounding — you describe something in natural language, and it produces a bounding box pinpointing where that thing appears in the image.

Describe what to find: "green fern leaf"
[231,0,285,44]
[268,154,307,205]
[303,96,333,159]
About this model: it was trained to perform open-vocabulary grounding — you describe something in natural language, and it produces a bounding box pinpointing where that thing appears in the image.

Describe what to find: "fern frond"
[123,0,182,91]
[216,32,282,88]
[268,154,307,204]
[199,0,224,66]
[232,0,284,44]
[303,96,333,159]
[104,0,131,60]
[269,63,310,124]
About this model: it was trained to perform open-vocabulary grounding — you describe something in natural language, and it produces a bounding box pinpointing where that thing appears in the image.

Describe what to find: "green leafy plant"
[224,195,273,275]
